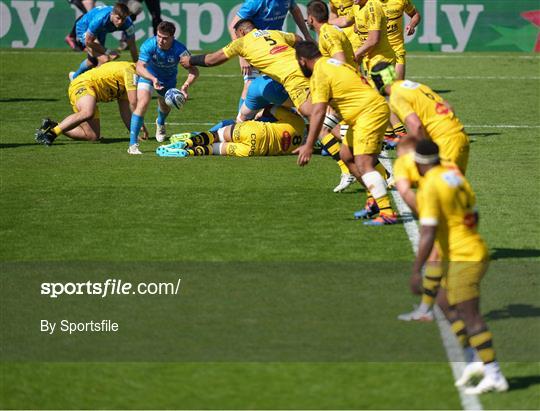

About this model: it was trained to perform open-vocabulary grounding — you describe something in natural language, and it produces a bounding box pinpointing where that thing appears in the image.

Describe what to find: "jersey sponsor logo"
[253,30,271,38]
[270,45,289,54]
[280,131,291,151]
[249,133,257,156]
[327,58,343,66]
[442,170,463,187]
[401,80,420,89]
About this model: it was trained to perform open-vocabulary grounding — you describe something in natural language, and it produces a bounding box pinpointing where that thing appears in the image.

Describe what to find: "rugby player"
[34,61,147,145]
[371,62,470,173]
[70,3,138,80]
[128,21,199,155]
[156,106,305,158]
[413,139,509,395]
[328,0,361,52]
[295,41,397,225]
[180,19,313,118]
[377,0,421,80]
[228,0,312,113]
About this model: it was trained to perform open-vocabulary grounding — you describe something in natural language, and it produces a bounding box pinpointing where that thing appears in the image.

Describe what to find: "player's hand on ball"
[293,144,313,167]
[409,272,423,295]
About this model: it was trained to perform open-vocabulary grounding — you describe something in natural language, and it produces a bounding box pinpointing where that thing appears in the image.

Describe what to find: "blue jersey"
[237,0,296,30]
[139,37,190,83]
[76,6,134,46]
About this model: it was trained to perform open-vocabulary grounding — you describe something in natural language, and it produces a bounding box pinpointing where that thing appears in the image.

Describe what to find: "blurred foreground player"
[413,140,508,395]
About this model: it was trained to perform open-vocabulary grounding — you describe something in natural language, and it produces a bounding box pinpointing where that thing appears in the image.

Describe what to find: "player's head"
[370,62,397,95]
[111,3,130,28]
[233,19,256,37]
[156,21,176,50]
[295,41,322,78]
[415,139,440,176]
[306,1,329,30]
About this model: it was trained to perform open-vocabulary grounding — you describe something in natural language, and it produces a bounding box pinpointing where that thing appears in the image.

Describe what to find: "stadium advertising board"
[0,0,538,51]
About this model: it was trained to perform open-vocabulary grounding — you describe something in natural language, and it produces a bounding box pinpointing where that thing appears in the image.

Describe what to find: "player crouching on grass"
[156,106,305,158]
[127,21,198,155]
[35,61,148,145]
[413,139,508,395]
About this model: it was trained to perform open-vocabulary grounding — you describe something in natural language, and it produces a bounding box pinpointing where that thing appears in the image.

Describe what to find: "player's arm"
[84,32,108,55]
[180,66,199,99]
[180,49,230,68]
[396,179,417,215]
[328,4,354,27]
[126,37,138,62]
[412,224,436,290]
[354,29,380,62]
[293,102,327,166]
[228,14,251,76]
[405,8,421,36]
[290,4,314,41]
[136,60,163,90]
[403,112,427,141]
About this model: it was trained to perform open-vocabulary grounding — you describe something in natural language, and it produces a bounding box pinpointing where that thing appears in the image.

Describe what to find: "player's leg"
[63,117,101,141]
[128,81,153,153]
[144,0,162,34]
[155,95,171,142]
[71,54,98,80]
[450,262,508,394]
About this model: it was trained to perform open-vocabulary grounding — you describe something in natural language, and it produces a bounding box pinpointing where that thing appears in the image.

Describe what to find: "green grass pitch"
[0,50,539,409]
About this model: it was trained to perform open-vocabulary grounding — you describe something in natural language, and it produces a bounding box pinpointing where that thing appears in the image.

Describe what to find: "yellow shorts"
[441,261,489,305]
[283,75,310,109]
[228,121,268,157]
[68,79,100,119]
[344,105,389,155]
[437,132,470,174]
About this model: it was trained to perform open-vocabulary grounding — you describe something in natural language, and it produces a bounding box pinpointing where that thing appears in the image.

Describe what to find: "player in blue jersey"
[237,75,290,121]
[70,3,138,80]
[228,0,312,118]
[128,21,199,155]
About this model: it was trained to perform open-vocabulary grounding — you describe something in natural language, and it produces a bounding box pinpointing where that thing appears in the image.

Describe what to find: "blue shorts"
[244,76,289,111]
[137,76,177,97]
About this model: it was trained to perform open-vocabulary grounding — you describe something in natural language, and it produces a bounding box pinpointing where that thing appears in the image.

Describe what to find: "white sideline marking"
[379,152,483,411]
[408,54,539,59]
[464,125,540,129]
[168,122,214,126]
[410,75,540,80]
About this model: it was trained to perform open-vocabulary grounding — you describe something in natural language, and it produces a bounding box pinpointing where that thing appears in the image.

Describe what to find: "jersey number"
[264,36,277,46]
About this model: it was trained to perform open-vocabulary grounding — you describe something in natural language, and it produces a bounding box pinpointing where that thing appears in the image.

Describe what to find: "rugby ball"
[165,88,186,110]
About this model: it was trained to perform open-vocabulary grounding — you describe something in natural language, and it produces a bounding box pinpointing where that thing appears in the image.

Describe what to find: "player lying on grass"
[35,61,148,145]
[413,139,508,395]
[128,21,198,155]
[70,3,138,80]
[156,106,305,158]
[294,41,397,225]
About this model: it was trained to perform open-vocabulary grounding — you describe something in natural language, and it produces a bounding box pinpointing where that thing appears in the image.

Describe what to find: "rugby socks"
[361,170,393,215]
[129,114,144,145]
[450,318,469,349]
[320,134,349,174]
[184,131,215,148]
[393,122,407,135]
[385,125,395,138]
[186,145,212,156]
[421,263,443,307]
[73,59,91,79]
[469,328,496,364]
[157,108,168,126]
[375,160,390,180]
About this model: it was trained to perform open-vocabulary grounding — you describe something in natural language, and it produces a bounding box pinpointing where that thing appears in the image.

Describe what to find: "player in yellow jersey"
[413,139,509,395]
[180,19,313,118]
[371,62,470,173]
[328,0,361,51]
[35,61,147,145]
[377,0,421,79]
[351,0,395,73]
[295,41,397,225]
[156,106,305,158]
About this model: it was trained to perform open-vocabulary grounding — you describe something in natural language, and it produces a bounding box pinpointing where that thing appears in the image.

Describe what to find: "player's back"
[237,0,294,30]
[311,57,387,123]
[353,0,395,67]
[74,61,136,102]
[377,0,415,46]
[419,165,487,260]
[265,107,306,155]
[318,23,357,67]
[223,29,302,85]
[390,80,464,142]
